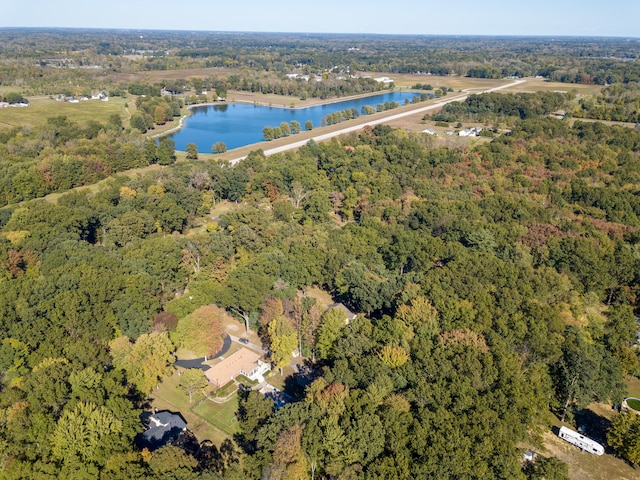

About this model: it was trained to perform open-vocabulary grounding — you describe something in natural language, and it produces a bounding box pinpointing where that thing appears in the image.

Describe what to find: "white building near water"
[557,426,604,455]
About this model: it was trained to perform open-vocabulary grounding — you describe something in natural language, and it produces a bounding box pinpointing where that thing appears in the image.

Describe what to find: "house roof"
[328,302,357,320]
[137,411,187,451]
[205,348,263,387]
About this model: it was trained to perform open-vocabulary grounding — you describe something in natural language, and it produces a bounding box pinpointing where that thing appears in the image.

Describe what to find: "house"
[137,410,187,451]
[374,76,394,84]
[422,128,437,135]
[327,303,357,323]
[459,126,483,137]
[204,348,270,388]
[445,130,454,136]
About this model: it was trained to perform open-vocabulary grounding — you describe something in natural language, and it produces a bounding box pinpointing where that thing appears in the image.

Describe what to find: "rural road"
[228,79,526,164]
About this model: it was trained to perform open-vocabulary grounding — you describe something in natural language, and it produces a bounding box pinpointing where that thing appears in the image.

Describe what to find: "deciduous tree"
[178,368,209,403]
[174,304,225,357]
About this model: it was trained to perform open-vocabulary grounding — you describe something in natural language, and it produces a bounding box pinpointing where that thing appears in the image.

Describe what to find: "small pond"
[167,91,424,152]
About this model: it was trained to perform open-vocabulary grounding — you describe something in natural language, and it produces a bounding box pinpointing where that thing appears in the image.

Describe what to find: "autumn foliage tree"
[173,304,226,357]
[108,332,175,395]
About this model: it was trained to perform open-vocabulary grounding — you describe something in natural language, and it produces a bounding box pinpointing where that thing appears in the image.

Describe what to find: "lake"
[167,91,424,152]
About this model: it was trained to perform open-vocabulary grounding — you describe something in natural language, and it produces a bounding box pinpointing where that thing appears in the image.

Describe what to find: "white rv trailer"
[558,426,604,455]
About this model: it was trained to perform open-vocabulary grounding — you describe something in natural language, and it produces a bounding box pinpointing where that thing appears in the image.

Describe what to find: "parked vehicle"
[558,426,604,455]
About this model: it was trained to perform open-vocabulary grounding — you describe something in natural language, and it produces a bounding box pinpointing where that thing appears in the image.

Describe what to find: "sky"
[3,0,639,37]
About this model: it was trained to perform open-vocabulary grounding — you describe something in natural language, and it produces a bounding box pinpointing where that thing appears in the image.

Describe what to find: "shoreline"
[150,87,415,141]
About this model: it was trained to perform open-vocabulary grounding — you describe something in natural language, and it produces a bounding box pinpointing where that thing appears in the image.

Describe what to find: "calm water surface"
[168,91,423,152]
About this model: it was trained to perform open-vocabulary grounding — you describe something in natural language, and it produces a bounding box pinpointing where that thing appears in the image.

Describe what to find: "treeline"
[263,120,305,141]
[0,115,177,205]
[320,100,408,126]
[228,74,385,100]
[573,82,640,123]
[432,91,571,123]
[321,108,360,126]
[4,30,640,100]
[130,95,183,133]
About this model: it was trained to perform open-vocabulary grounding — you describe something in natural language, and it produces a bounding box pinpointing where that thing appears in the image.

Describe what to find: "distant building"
[137,410,187,451]
[422,128,437,135]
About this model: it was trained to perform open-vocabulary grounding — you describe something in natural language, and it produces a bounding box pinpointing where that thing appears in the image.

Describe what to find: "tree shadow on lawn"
[282,374,306,400]
[574,407,613,448]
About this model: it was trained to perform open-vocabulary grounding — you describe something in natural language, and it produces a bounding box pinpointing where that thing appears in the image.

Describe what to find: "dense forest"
[1,86,640,477]
[2,28,640,479]
[573,82,640,123]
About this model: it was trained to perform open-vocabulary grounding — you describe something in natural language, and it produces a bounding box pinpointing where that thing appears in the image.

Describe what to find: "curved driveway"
[173,334,231,371]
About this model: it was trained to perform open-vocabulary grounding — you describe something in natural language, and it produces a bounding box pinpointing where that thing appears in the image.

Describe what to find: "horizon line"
[1,26,639,40]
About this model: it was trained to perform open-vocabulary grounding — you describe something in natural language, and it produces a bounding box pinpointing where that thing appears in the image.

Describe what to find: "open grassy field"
[107,66,241,85]
[500,77,602,96]
[365,72,507,91]
[385,73,604,97]
[0,95,130,130]
[627,376,640,399]
[193,396,240,436]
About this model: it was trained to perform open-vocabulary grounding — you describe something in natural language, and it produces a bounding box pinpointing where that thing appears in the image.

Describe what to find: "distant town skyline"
[3,0,639,37]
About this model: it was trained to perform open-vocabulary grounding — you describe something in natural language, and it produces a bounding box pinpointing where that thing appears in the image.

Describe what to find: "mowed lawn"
[194,396,240,436]
[151,369,242,446]
[0,95,129,129]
